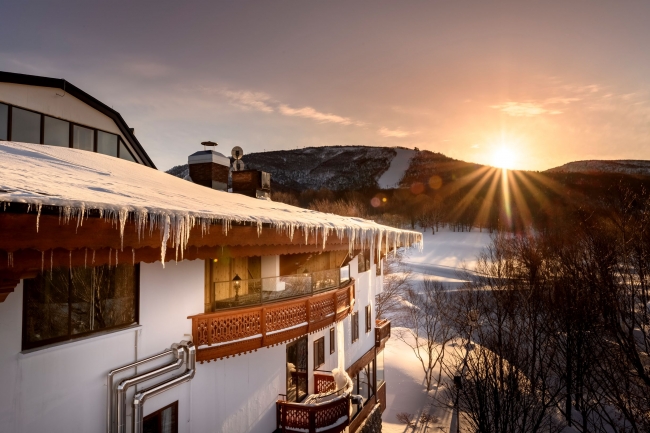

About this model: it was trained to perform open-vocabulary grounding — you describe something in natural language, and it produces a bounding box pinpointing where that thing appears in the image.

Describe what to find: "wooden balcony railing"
[189,279,355,363]
[375,318,391,348]
[313,372,337,394]
[276,394,350,433]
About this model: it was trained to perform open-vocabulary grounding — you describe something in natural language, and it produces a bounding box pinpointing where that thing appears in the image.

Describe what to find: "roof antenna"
[56,80,66,98]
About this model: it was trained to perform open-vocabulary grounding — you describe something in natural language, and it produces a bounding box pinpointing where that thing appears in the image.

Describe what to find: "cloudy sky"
[2,1,649,171]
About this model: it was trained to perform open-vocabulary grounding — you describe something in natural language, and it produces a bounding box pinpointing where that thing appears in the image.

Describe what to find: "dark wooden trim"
[329,327,335,354]
[348,396,376,433]
[346,346,376,380]
[377,382,387,413]
[313,336,325,369]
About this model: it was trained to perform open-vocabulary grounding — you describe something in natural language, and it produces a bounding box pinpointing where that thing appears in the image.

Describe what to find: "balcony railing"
[210,265,351,311]
[276,393,350,433]
[189,279,355,362]
[375,319,391,348]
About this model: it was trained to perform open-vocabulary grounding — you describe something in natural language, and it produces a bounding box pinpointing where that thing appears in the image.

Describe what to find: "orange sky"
[2,1,649,171]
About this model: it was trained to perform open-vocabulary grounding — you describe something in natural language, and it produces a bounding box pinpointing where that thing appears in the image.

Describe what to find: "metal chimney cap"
[201,141,218,147]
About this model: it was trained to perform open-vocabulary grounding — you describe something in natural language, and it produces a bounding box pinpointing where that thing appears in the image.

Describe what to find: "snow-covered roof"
[0,142,421,263]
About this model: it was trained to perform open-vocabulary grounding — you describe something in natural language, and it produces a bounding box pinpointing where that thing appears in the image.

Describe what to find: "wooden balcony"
[189,279,355,363]
[276,394,350,433]
[375,318,391,349]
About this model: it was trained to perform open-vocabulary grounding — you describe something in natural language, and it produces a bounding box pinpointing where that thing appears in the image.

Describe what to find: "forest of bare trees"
[376,187,650,432]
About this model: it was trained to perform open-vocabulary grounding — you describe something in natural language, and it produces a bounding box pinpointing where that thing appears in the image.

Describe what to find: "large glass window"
[119,139,136,162]
[11,107,41,144]
[286,336,308,403]
[22,264,139,350]
[377,349,385,385]
[0,103,8,140]
[43,116,69,147]
[72,124,94,151]
[97,130,118,156]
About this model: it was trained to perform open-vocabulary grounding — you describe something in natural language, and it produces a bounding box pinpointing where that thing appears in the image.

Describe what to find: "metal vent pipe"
[116,343,187,433]
[132,341,196,433]
[107,348,174,433]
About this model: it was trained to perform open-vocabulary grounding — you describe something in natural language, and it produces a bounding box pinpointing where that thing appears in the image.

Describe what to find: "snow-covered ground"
[383,227,493,431]
[377,148,417,189]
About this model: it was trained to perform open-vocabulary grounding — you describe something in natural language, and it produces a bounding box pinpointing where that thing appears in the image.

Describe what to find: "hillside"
[166,145,476,192]
[546,159,650,176]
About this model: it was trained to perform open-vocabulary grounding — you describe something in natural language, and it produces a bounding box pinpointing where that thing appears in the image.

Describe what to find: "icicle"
[115,249,118,265]
[50,250,53,272]
[41,251,45,272]
[132,248,135,265]
[69,250,72,270]
[36,204,42,233]
[92,249,96,264]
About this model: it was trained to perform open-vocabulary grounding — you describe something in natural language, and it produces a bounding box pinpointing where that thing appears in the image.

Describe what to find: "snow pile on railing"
[0,142,422,264]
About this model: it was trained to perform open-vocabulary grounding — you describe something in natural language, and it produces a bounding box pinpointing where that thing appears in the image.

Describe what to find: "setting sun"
[492,146,518,170]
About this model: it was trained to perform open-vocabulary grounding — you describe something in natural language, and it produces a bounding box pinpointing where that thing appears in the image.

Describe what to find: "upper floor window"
[365,304,372,333]
[22,264,139,350]
[313,337,325,369]
[351,311,359,343]
[0,102,138,163]
[329,327,335,354]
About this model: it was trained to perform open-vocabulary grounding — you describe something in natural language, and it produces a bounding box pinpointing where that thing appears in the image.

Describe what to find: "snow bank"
[0,142,421,265]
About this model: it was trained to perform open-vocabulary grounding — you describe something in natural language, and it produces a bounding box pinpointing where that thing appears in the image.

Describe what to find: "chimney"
[188,141,230,191]
[232,170,271,199]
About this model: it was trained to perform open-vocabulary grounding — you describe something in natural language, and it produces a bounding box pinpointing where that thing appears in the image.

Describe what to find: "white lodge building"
[0,72,421,433]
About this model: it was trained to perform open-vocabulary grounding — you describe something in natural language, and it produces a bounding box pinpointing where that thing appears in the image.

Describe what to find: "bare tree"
[395,279,454,391]
[375,249,412,320]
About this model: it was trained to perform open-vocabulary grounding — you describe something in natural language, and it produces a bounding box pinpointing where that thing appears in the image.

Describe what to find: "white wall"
[0,253,380,433]
[0,82,142,164]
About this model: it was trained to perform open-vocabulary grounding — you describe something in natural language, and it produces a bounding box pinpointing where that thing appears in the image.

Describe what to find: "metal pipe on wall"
[132,341,196,433]
[116,344,187,433]
[107,347,174,433]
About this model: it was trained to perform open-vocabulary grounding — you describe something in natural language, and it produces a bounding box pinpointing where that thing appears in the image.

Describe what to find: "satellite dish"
[233,160,246,171]
[231,146,244,160]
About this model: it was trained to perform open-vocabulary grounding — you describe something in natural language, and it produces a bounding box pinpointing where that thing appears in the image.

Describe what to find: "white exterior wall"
[0,82,142,164]
[0,253,379,433]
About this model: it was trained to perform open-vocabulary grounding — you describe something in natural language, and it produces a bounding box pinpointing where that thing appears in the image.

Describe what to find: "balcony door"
[286,336,308,402]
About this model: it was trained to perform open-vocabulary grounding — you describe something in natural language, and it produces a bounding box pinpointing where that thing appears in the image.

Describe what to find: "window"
[351,311,359,343]
[143,401,178,433]
[286,336,308,402]
[377,349,385,386]
[120,139,136,161]
[43,116,69,147]
[0,103,8,140]
[97,130,118,156]
[365,304,372,333]
[11,107,41,144]
[314,337,325,369]
[22,264,139,350]
[329,327,335,354]
[349,358,376,420]
[73,124,94,151]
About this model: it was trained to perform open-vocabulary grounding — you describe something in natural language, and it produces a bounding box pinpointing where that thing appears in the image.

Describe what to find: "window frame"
[0,101,138,163]
[143,401,178,433]
[329,327,335,354]
[365,304,372,333]
[351,311,359,343]
[313,336,325,370]
[21,264,141,351]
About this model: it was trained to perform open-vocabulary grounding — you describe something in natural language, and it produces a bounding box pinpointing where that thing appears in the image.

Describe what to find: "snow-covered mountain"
[546,160,650,176]
[166,145,474,192]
